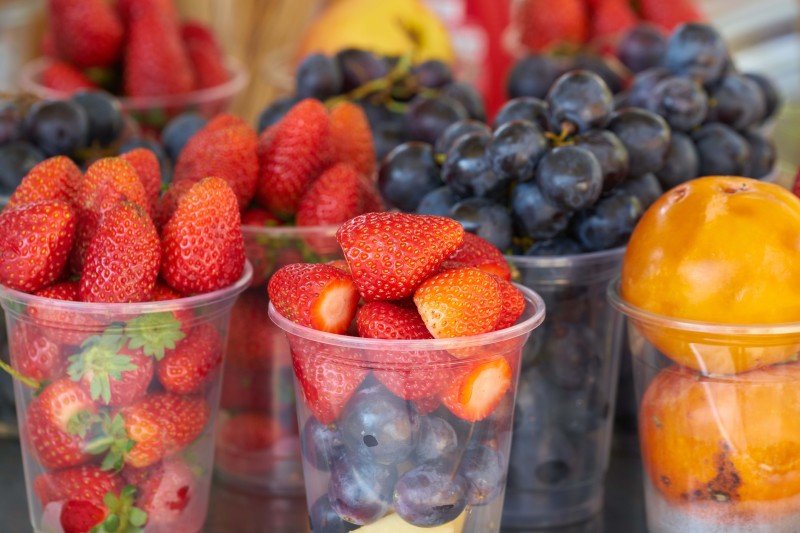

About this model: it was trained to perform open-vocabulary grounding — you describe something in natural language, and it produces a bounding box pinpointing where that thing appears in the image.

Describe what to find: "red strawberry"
[217,412,278,453]
[173,114,259,210]
[291,347,367,424]
[156,323,222,394]
[60,500,107,533]
[6,156,83,210]
[357,174,385,213]
[414,267,503,338]
[132,459,198,531]
[118,405,168,469]
[373,349,452,400]
[160,177,245,295]
[40,60,98,94]
[256,99,332,217]
[49,0,124,68]
[493,277,526,330]
[241,206,282,227]
[639,0,705,31]
[330,101,377,179]
[441,357,512,421]
[124,4,193,97]
[412,395,441,415]
[296,163,363,227]
[446,232,511,281]
[152,179,194,232]
[516,0,589,51]
[34,465,122,510]
[182,21,229,90]
[227,290,283,370]
[145,393,209,453]
[120,148,162,215]
[8,322,65,382]
[0,200,76,293]
[589,0,638,41]
[149,280,194,326]
[29,281,101,347]
[220,365,273,411]
[26,378,97,469]
[356,301,433,340]
[268,263,360,334]
[336,212,465,301]
[79,201,160,303]
[117,0,179,25]
[326,259,351,275]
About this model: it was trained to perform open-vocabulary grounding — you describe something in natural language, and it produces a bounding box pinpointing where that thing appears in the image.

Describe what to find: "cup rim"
[0,261,253,314]
[242,223,341,238]
[607,276,800,335]
[505,245,626,268]
[268,283,546,352]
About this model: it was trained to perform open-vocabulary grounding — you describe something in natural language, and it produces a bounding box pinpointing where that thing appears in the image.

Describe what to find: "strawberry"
[8,322,65,382]
[267,263,360,334]
[160,177,245,295]
[0,200,76,293]
[182,21,229,90]
[326,259,352,275]
[330,101,377,179]
[48,0,124,68]
[296,163,363,227]
[256,99,332,217]
[121,148,162,215]
[241,206,282,227]
[516,0,589,52]
[356,301,433,340]
[358,173,385,213]
[227,290,282,370]
[220,365,273,411]
[173,114,259,210]
[441,357,512,422]
[40,60,98,94]
[414,267,503,338]
[493,277,526,330]
[156,323,222,394]
[6,156,83,210]
[59,500,107,533]
[124,4,194,97]
[79,201,160,303]
[336,212,465,301]
[217,412,278,453]
[117,0,179,25]
[131,459,197,530]
[639,0,705,31]
[29,281,101,347]
[589,0,638,41]
[291,347,367,424]
[446,232,511,281]
[412,395,441,415]
[152,179,193,232]
[143,393,209,453]
[149,280,195,327]
[26,378,97,469]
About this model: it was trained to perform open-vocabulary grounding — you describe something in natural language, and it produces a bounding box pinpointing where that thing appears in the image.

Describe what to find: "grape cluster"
[256,50,485,161]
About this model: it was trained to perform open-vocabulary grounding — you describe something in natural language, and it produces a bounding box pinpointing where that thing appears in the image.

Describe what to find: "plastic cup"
[214,224,342,494]
[609,278,800,533]
[0,0,43,92]
[0,263,251,533]
[269,284,545,532]
[502,248,626,529]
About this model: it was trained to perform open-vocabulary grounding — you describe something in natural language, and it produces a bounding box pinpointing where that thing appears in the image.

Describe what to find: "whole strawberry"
[182,21,229,90]
[156,322,222,394]
[48,0,124,68]
[160,177,245,294]
[330,101,377,178]
[445,231,512,281]
[40,60,98,94]
[120,148,162,215]
[639,0,705,31]
[6,156,83,210]
[29,281,102,347]
[8,323,65,382]
[0,200,76,293]
[296,162,363,227]
[516,0,589,51]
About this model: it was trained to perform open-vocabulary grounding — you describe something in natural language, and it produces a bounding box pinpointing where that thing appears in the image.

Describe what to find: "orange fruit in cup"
[621,176,800,374]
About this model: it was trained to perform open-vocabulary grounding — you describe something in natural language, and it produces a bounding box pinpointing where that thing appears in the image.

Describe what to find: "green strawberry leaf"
[128,507,148,528]
[66,409,98,438]
[125,312,186,361]
[69,329,138,404]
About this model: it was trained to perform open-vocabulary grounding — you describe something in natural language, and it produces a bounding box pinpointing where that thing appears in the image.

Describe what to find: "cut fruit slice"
[441,358,512,422]
[354,510,466,532]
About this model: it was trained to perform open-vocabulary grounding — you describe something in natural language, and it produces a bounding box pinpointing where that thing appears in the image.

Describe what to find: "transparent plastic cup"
[269,285,545,532]
[0,0,43,92]
[502,248,625,529]
[609,278,800,533]
[214,224,342,494]
[0,263,251,533]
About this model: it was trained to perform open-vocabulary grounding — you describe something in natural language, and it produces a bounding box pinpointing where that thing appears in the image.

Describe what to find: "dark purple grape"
[617,173,663,210]
[618,23,667,73]
[571,54,624,94]
[647,76,708,132]
[507,54,561,99]
[24,99,88,156]
[625,67,671,108]
[606,108,671,177]
[546,70,613,134]
[655,132,699,189]
[509,427,576,489]
[161,112,207,161]
[525,236,584,257]
[706,73,766,130]
[434,119,491,158]
[71,90,123,147]
[0,141,44,195]
[295,53,343,100]
[744,72,781,123]
[536,146,603,211]
[394,464,468,527]
[574,130,629,193]
[413,416,458,465]
[442,130,504,199]
[372,116,407,162]
[540,322,601,389]
[257,96,299,133]
[328,451,397,526]
[0,100,23,145]
[742,130,776,179]
[404,96,468,144]
[488,120,546,182]
[569,191,644,252]
[301,417,344,472]
[378,142,442,212]
[511,182,572,240]
[340,383,419,466]
[664,23,728,86]
[492,97,550,132]
[335,49,391,92]
[412,60,453,89]
[416,186,460,217]
[449,198,512,251]
[458,443,505,506]
[442,82,486,121]
[309,496,359,533]
[692,122,750,176]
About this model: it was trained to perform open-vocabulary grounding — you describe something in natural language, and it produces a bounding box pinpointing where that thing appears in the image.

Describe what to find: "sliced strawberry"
[296,163,363,227]
[60,499,106,533]
[326,259,352,275]
[493,277,526,330]
[8,322,65,382]
[336,212,465,301]
[414,267,503,338]
[268,263,359,334]
[441,357,512,422]
[132,458,197,530]
[329,101,376,179]
[156,322,222,394]
[446,232,511,281]
[6,155,83,210]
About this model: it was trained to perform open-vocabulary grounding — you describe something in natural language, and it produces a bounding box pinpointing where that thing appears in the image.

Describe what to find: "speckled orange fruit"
[640,363,800,519]
[621,176,800,374]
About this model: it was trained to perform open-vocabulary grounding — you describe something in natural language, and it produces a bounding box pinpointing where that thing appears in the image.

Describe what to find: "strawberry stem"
[0,358,40,390]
